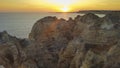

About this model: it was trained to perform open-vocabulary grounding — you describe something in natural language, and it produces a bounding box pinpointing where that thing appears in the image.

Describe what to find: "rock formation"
[0,31,31,68]
[0,12,120,68]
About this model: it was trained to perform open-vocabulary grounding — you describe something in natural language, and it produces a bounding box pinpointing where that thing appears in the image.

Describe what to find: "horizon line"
[0,9,120,13]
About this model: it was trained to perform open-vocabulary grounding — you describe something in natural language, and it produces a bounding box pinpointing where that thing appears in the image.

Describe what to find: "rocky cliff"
[0,12,120,68]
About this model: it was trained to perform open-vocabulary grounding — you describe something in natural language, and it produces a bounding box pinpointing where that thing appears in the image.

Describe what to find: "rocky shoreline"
[0,12,120,68]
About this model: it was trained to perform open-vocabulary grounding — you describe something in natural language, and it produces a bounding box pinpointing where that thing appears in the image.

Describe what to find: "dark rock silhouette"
[0,12,120,68]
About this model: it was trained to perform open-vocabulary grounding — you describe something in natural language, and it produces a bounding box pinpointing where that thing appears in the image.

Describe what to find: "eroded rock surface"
[0,12,120,68]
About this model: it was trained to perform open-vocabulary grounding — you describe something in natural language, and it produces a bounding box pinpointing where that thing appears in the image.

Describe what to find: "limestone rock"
[0,12,120,68]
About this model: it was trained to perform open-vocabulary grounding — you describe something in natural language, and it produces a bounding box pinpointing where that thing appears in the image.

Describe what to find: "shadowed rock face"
[0,12,120,68]
[0,31,31,68]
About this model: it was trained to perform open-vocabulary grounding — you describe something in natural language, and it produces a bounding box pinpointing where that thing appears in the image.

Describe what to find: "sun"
[61,7,70,12]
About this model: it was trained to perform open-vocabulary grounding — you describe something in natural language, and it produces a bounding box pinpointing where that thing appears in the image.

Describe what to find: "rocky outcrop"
[57,13,120,68]
[0,12,120,68]
[0,31,31,68]
[28,16,76,68]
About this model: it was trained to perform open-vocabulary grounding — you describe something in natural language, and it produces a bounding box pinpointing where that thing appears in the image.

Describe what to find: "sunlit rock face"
[0,12,120,68]
[29,16,76,68]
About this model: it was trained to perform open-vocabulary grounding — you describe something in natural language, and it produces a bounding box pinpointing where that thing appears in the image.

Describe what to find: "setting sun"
[61,7,70,12]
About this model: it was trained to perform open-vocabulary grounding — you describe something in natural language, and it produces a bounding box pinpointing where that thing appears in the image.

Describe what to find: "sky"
[0,0,120,12]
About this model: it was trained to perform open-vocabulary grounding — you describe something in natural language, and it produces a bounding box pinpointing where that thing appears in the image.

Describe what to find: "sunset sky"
[0,0,120,12]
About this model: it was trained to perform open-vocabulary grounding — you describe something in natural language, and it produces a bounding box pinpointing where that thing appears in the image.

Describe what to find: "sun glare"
[61,7,70,12]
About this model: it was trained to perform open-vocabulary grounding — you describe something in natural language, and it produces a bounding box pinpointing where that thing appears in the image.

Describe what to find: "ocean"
[0,12,105,38]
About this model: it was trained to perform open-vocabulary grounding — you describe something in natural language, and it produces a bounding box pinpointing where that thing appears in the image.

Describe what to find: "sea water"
[0,12,105,38]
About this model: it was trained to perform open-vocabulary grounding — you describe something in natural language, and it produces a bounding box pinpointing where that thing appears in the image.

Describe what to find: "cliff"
[0,12,120,68]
